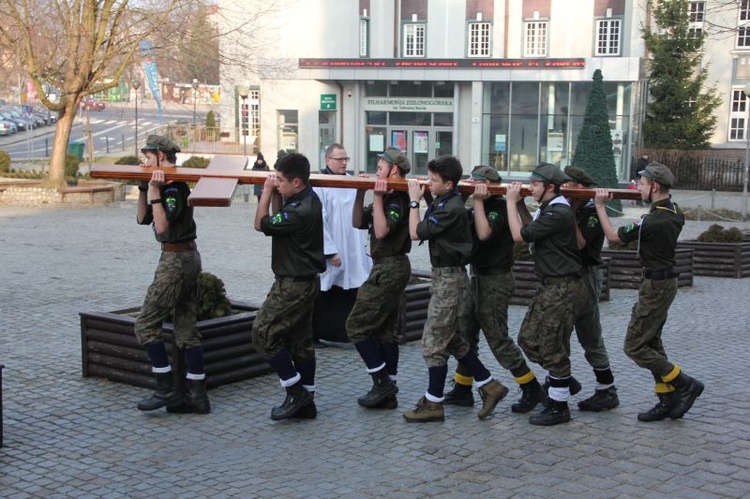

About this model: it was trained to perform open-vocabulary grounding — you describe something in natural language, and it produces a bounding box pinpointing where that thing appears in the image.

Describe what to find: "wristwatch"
[409,200,420,209]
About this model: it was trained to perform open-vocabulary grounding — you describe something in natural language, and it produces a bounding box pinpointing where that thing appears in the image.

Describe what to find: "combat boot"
[511,378,547,413]
[529,399,571,426]
[669,373,704,419]
[403,396,444,422]
[166,379,211,414]
[476,380,509,419]
[373,396,398,409]
[295,393,318,419]
[578,386,619,412]
[638,392,676,422]
[444,382,474,407]
[271,380,312,420]
[357,369,399,408]
[137,371,183,411]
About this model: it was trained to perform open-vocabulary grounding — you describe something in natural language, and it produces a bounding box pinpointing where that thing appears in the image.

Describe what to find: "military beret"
[141,135,181,154]
[564,165,597,186]
[378,146,411,174]
[638,162,675,188]
[470,165,502,183]
[529,162,570,185]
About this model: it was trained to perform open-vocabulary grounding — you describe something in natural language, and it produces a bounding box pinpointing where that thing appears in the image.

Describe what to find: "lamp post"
[238,86,249,157]
[743,82,750,220]
[192,78,199,127]
[132,80,140,156]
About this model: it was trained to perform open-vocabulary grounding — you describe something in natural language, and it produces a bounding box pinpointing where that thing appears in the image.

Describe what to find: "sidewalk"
[0,200,748,497]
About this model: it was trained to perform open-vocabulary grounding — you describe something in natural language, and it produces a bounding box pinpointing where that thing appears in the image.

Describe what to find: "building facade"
[217,0,750,179]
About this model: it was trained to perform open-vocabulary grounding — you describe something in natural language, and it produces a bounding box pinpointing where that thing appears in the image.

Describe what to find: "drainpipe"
[336,80,345,146]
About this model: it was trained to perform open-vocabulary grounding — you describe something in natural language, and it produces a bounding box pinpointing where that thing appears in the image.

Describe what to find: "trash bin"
[67,142,84,160]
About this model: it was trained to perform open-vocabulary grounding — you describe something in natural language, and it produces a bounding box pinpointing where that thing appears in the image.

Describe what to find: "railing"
[641,149,747,192]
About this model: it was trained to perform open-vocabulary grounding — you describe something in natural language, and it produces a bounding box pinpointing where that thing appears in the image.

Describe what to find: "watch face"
[409,200,419,209]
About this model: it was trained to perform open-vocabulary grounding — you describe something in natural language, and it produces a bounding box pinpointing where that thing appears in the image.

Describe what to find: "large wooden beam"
[91,163,642,207]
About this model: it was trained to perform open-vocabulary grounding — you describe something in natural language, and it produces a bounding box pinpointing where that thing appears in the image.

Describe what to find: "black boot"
[167,379,210,414]
[358,369,399,408]
[638,392,677,422]
[271,380,313,420]
[137,371,183,411]
[295,393,318,419]
[529,399,571,426]
[512,378,547,413]
[669,372,704,419]
[444,382,474,407]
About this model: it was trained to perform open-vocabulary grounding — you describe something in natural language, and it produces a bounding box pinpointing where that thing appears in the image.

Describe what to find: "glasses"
[327,156,350,162]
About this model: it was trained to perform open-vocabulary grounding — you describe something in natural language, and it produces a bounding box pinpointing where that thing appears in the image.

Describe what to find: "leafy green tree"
[642,0,721,149]
[573,69,621,211]
[205,110,217,141]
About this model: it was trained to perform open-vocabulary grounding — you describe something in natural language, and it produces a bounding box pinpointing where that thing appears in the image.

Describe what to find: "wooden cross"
[90,156,642,207]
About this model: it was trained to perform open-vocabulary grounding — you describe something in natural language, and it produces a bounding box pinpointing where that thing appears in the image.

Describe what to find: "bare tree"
[0,0,185,188]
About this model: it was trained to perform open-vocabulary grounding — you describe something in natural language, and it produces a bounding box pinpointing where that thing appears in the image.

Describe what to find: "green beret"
[470,165,502,183]
[141,135,181,154]
[378,146,411,173]
[529,162,570,185]
[564,165,597,186]
[638,162,675,188]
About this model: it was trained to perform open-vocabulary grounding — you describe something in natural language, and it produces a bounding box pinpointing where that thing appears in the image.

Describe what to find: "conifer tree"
[573,69,621,211]
[642,0,721,149]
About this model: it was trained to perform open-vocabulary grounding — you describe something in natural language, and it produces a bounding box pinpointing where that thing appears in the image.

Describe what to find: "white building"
[218,0,746,180]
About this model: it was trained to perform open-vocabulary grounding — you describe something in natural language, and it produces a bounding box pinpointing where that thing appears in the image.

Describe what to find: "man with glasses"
[312,143,373,344]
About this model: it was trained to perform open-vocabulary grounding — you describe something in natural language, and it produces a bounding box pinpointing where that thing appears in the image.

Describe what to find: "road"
[0,100,206,162]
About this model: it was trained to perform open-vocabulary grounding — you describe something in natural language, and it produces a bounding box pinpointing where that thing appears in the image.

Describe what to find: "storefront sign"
[365,97,453,112]
[300,58,585,69]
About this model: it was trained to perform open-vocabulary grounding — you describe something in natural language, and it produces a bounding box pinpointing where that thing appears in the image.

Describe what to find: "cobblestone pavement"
[0,198,749,498]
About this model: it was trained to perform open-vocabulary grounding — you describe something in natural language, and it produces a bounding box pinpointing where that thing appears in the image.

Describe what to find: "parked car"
[0,119,15,136]
[80,98,106,111]
[0,111,29,131]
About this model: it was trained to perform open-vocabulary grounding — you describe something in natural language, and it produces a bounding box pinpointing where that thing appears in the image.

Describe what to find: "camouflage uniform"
[346,190,412,346]
[135,181,202,349]
[517,196,584,381]
[252,185,326,364]
[617,197,683,377]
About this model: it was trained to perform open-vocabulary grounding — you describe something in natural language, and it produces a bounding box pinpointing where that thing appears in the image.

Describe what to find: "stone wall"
[0,182,124,206]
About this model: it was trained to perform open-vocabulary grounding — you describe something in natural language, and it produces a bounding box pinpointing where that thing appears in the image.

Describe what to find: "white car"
[0,119,17,136]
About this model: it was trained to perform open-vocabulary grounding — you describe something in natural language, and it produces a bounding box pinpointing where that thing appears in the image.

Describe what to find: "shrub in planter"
[197,271,232,320]
[115,155,142,166]
[65,153,81,179]
[0,149,10,174]
[697,224,743,243]
[181,156,211,168]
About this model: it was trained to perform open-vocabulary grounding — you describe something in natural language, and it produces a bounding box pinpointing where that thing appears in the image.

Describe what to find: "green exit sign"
[320,94,337,110]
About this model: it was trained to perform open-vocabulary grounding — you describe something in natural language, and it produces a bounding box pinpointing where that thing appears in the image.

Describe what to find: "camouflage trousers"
[573,266,611,369]
[517,276,585,378]
[459,269,528,373]
[624,277,677,377]
[421,267,472,368]
[135,249,202,349]
[252,277,319,364]
[346,255,411,345]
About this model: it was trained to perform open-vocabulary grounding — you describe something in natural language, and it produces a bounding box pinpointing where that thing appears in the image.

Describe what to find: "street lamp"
[192,78,199,127]
[743,82,750,220]
[238,86,249,157]
[132,80,140,157]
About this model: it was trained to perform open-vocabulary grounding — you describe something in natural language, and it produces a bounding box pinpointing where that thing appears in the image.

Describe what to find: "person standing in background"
[312,143,372,344]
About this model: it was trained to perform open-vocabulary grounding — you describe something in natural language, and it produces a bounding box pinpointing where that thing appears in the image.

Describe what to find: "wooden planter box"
[510,259,611,306]
[599,248,694,289]
[80,301,267,390]
[676,241,750,279]
[81,278,433,389]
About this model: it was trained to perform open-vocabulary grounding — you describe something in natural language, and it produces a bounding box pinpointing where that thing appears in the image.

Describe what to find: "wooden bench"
[59,184,115,203]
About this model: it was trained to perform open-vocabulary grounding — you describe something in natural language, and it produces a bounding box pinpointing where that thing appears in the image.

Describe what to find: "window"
[595,19,621,56]
[729,89,748,141]
[688,1,705,39]
[468,22,491,57]
[250,89,260,140]
[404,23,426,57]
[739,2,750,48]
[524,21,547,57]
[359,18,369,57]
